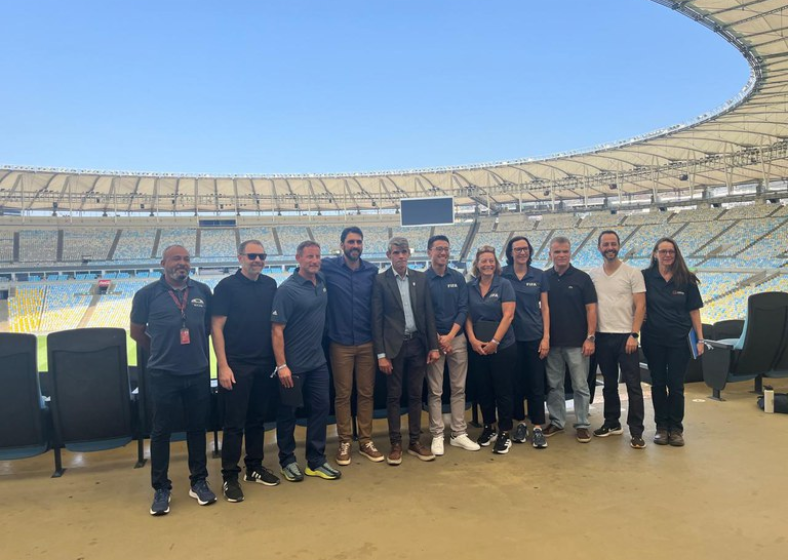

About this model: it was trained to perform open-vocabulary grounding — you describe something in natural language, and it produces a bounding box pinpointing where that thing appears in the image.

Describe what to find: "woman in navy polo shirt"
[641,237,704,448]
[466,246,517,454]
[502,236,551,449]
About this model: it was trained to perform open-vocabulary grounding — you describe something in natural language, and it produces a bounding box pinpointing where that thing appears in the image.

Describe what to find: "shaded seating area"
[701,292,788,400]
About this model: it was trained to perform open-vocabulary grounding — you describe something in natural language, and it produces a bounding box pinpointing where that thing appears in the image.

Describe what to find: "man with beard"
[131,244,216,516]
[212,240,281,503]
[589,231,647,449]
[272,241,341,481]
[321,227,384,466]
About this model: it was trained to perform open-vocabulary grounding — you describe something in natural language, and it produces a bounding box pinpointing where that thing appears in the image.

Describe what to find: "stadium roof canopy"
[2,0,788,216]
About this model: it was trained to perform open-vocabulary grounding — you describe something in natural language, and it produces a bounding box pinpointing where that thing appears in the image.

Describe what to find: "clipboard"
[278,374,304,408]
[688,330,700,360]
[474,320,500,343]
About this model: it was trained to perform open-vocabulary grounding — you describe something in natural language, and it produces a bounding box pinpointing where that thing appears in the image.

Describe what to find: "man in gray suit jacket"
[372,237,441,466]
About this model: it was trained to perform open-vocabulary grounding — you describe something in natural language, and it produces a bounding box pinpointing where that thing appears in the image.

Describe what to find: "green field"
[35,332,218,376]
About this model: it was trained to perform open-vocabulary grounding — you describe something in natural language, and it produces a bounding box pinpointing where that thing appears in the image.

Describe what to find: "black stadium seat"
[0,333,50,462]
[47,328,143,476]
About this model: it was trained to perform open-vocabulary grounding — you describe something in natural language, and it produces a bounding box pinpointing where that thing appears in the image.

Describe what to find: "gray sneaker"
[280,462,305,482]
[189,479,217,506]
[512,423,528,443]
[150,488,171,516]
[532,428,548,449]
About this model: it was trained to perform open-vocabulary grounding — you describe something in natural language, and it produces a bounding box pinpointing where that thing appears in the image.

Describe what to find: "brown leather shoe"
[359,441,385,463]
[576,428,591,443]
[335,441,351,466]
[543,424,564,437]
[387,443,403,466]
[407,442,436,462]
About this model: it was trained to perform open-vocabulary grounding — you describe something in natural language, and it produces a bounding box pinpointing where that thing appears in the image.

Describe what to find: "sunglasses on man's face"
[242,253,267,261]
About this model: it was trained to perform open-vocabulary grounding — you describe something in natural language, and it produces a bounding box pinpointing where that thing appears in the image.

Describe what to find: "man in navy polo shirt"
[425,235,480,455]
[272,240,341,482]
[321,227,384,466]
[544,236,598,443]
[212,239,281,503]
[130,244,216,516]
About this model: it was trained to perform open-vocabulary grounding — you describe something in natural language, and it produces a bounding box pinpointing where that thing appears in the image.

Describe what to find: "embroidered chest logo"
[525,282,538,287]
[191,298,205,308]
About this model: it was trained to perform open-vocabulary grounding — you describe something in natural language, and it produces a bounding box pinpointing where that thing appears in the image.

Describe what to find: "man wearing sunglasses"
[212,240,281,503]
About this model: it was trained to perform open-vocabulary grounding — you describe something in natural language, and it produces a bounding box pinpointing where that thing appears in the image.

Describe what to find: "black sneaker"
[532,428,548,449]
[593,424,624,438]
[630,435,646,449]
[512,423,528,443]
[244,467,281,486]
[477,425,498,447]
[493,432,512,454]
[189,479,217,506]
[223,479,244,503]
[150,488,171,516]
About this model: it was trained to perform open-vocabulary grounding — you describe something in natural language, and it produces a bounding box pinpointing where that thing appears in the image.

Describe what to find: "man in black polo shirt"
[543,237,598,443]
[130,244,216,516]
[212,239,280,503]
[272,240,341,482]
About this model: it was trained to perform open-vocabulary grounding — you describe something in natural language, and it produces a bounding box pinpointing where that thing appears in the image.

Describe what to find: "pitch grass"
[34,331,218,377]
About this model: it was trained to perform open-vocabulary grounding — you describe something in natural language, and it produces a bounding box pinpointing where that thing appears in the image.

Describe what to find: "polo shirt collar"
[158,275,195,291]
[340,256,372,271]
[645,265,671,283]
[292,269,324,285]
[392,267,409,280]
[504,265,535,281]
[426,266,451,279]
[550,264,575,278]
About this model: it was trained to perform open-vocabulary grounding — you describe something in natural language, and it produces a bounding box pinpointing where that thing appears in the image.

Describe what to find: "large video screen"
[400,197,454,227]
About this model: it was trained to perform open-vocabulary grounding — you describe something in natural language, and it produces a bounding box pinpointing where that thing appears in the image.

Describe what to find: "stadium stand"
[8,287,45,333]
[273,226,310,256]
[18,230,58,263]
[237,226,279,255]
[37,283,93,333]
[61,228,116,262]
[198,228,237,260]
[156,228,197,257]
[0,229,14,262]
[113,229,156,261]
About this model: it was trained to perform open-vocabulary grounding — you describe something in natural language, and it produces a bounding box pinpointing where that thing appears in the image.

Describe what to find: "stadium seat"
[701,292,788,400]
[0,333,50,462]
[46,328,142,476]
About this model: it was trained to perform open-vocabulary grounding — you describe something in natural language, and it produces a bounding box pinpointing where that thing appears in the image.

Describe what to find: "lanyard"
[168,287,189,326]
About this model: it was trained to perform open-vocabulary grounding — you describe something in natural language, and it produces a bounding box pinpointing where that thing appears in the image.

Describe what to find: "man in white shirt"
[588,231,647,449]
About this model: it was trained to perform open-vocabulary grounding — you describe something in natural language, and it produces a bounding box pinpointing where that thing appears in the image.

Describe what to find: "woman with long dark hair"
[641,237,704,447]
[501,236,550,449]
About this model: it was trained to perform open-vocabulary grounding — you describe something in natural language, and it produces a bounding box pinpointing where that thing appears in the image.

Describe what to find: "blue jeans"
[277,364,330,470]
[545,347,590,430]
[149,369,211,490]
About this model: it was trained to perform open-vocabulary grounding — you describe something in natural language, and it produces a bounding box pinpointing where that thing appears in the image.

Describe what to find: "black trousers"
[219,358,277,481]
[149,368,211,491]
[642,342,690,433]
[387,338,427,445]
[512,340,547,425]
[471,343,517,432]
[595,333,644,437]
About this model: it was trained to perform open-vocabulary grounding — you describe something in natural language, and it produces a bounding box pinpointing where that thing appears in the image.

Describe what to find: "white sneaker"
[449,433,481,451]
[431,437,445,456]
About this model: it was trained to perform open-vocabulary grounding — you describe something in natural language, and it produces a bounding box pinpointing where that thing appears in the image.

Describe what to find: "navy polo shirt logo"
[488,293,499,299]
[191,298,205,308]
[447,283,458,288]
[525,282,538,287]
[672,290,685,296]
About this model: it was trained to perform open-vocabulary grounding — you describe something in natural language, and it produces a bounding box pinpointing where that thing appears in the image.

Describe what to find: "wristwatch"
[586,335,596,342]
[630,332,639,340]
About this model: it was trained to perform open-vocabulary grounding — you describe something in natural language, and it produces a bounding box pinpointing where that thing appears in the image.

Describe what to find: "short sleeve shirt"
[641,267,704,347]
[589,262,646,333]
[212,270,277,363]
[426,266,469,336]
[467,275,516,349]
[271,271,328,374]
[501,265,550,342]
[130,276,212,375]
[546,265,598,347]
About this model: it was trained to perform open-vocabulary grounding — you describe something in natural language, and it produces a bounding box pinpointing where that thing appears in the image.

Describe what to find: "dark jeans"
[596,333,644,437]
[512,340,547,425]
[149,368,211,491]
[219,359,277,481]
[277,364,329,470]
[387,337,427,445]
[643,342,690,433]
[470,343,517,432]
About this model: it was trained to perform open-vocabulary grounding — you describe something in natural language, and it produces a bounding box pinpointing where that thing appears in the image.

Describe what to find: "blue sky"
[0,1,750,175]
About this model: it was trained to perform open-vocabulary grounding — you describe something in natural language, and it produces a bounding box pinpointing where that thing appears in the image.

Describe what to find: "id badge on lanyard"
[169,288,191,345]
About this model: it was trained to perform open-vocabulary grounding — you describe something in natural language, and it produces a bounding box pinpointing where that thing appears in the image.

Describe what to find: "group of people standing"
[130,226,704,517]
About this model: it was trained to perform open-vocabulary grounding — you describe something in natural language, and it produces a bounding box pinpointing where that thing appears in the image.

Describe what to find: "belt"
[403,332,418,341]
